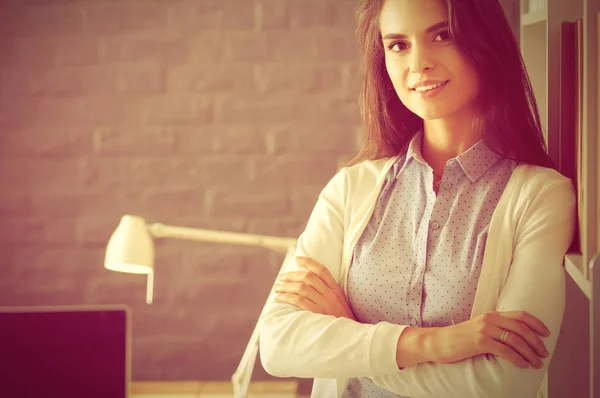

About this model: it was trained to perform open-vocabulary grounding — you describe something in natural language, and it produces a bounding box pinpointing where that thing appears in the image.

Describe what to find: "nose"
[409,44,435,74]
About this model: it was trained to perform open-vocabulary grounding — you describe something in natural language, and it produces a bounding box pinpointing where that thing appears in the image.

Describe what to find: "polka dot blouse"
[342,131,517,398]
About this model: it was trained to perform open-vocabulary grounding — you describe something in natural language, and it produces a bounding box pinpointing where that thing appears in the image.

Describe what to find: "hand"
[432,311,551,369]
[273,256,356,321]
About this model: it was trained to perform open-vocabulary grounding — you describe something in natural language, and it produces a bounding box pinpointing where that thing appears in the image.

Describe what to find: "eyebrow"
[382,21,449,41]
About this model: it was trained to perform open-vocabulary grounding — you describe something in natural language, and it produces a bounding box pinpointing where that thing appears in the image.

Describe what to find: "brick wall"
[0,0,361,393]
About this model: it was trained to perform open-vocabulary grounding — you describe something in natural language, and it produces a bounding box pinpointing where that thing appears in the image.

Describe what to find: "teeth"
[414,82,446,92]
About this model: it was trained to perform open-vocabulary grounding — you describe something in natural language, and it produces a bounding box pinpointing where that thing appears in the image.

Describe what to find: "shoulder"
[510,164,576,213]
[342,156,398,185]
[512,164,574,196]
[319,156,397,209]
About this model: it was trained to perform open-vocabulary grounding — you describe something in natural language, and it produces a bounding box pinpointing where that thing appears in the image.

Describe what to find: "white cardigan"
[259,155,576,398]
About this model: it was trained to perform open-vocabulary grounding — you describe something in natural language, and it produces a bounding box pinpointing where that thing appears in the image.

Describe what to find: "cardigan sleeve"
[368,177,577,398]
[259,167,409,379]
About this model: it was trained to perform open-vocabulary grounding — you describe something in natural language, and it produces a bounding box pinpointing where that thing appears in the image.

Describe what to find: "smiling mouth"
[411,80,450,92]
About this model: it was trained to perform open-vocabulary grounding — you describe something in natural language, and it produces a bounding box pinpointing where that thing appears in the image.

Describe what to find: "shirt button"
[443,181,452,189]
[431,221,440,230]
[448,159,457,167]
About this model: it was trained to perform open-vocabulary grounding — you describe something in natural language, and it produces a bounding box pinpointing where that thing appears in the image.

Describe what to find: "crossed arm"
[259,169,576,398]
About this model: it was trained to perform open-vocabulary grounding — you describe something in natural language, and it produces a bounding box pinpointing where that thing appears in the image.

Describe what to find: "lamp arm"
[147,223,297,254]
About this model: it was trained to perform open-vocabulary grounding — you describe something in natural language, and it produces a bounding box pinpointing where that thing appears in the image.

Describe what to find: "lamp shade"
[105,215,155,274]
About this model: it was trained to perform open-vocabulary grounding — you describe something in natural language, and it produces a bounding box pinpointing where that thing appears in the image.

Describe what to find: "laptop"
[0,305,130,398]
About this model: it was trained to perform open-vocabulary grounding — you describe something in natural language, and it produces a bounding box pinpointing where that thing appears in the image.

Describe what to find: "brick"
[82,97,214,125]
[177,246,270,284]
[1,67,83,97]
[0,40,19,69]
[341,63,361,98]
[148,97,214,125]
[316,31,360,61]
[83,271,148,305]
[0,192,33,217]
[206,187,290,218]
[173,125,266,155]
[290,186,322,218]
[189,34,227,63]
[245,217,305,238]
[163,273,272,312]
[130,305,216,342]
[79,66,165,95]
[252,155,338,186]
[21,191,124,218]
[317,95,363,124]
[265,124,359,154]
[254,64,342,93]
[0,4,83,38]
[76,191,207,240]
[289,0,335,28]
[266,31,318,61]
[8,246,106,279]
[255,0,290,30]
[167,64,254,94]
[200,157,253,185]
[1,66,164,97]
[0,277,85,307]
[0,158,94,190]
[170,126,215,155]
[217,92,361,125]
[0,217,77,244]
[80,3,167,35]
[83,158,203,188]
[213,125,267,154]
[101,38,190,66]
[214,94,299,124]
[332,2,357,27]
[167,0,255,32]
[1,38,100,68]
[0,125,93,156]
[92,125,176,156]
[224,32,270,62]
[0,98,86,124]
[54,38,101,66]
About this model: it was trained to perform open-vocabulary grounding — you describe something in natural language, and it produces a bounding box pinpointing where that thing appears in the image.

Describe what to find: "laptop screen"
[0,306,129,398]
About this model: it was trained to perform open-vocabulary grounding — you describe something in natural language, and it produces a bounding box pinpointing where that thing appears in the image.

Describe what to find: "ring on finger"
[500,330,510,343]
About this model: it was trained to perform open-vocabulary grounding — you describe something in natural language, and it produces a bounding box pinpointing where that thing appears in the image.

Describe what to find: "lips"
[411,80,449,91]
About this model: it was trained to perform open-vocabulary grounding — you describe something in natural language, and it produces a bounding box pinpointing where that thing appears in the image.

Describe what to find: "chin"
[410,108,449,121]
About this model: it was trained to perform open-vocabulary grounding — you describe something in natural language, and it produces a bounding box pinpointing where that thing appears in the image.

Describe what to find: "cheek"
[385,58,410,99]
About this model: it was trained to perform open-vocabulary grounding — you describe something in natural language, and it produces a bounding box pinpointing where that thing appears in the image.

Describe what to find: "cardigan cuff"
[369,321,410,375]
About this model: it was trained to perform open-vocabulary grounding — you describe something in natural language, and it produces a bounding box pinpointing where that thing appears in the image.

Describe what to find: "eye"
[388,41,408,53]
[434,29,452,42]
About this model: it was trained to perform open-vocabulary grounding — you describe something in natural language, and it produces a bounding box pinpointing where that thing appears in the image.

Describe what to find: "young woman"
[259,1,576,397]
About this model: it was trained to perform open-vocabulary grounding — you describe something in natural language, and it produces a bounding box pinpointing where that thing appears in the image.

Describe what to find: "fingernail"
[543,326,551,336]
[535,361,544,369]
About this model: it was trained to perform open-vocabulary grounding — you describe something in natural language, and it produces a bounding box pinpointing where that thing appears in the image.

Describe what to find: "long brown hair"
[347,0,553,169]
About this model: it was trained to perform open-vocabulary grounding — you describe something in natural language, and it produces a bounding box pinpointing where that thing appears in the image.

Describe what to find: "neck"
[420,107,481,172]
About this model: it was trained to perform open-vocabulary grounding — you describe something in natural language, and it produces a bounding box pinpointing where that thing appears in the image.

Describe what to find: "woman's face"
[379,0,480,121]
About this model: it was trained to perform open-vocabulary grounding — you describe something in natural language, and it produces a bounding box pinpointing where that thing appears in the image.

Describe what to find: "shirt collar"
[394,130,502,182]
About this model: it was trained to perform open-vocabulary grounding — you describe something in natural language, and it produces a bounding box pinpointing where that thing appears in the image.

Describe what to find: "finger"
[296,257,338,289]
[489,325,543,368]
[497,310,550,336]
[274,281,321,304]
[278,270,330,297]
[493,313,549,358]
[484,334,531,369]
[275,292,319,312]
